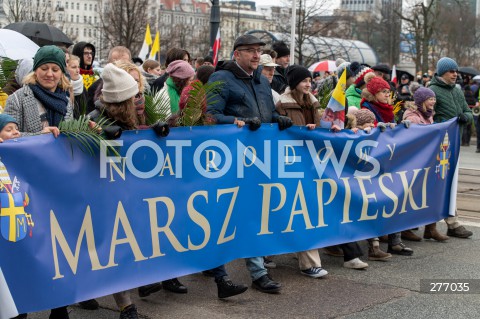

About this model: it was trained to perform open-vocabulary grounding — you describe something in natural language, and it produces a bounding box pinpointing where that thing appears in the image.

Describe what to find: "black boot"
[49,306,69,319]
[162,278,188,293]
[252,274,282,293]
[216,276,248,298]
[78,298,99,310]
[138,282,162,297]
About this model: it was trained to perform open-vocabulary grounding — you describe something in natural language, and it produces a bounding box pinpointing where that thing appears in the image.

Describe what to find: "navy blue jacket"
[207,61,279,124]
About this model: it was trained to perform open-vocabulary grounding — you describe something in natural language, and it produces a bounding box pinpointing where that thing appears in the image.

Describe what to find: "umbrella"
[308,60,337,73]
[396,69,414,82]
[0,29,39,60]
[458,66,480,76]
[472,75,480,81]
[3,22,73,47]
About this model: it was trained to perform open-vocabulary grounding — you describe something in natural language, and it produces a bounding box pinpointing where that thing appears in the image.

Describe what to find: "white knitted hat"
[101,63,139,103]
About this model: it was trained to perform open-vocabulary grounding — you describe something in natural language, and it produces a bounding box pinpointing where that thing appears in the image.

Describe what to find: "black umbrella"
[458,66,480,76]
[3,22,73,47]
[396,69,415,82]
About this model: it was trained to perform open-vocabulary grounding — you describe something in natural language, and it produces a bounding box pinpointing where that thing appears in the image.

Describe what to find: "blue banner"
[0,119,459,314]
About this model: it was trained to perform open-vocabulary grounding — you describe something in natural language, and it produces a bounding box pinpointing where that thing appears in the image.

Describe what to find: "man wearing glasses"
[207,34,293,294]
[429,57,474,239]
[72,42,97,89]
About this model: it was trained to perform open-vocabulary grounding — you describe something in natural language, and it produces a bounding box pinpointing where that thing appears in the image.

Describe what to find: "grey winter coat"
[4,85,73,135]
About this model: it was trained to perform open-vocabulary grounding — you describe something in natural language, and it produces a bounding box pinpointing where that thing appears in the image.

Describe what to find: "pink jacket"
[403,108,434,125]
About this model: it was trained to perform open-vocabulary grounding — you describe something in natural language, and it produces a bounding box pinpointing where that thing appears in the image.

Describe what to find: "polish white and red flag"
[212,28,221,66]
[391,64,397,85]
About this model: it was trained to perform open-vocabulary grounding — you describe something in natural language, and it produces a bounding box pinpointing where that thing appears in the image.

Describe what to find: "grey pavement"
[27,145,480,319]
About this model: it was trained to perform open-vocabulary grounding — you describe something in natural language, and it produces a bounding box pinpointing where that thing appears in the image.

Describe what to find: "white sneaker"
[343,258,369,269]
[300,267,328,278]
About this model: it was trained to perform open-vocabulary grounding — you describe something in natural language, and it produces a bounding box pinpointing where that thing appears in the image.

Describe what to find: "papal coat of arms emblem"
[435,132,451,180]
[0,160,34,242]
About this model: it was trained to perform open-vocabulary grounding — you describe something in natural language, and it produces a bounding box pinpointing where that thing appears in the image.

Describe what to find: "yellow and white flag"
[138,24,152,60]
[149,31,160,61]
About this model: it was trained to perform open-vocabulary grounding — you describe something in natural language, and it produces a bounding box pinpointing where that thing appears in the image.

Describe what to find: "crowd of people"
[0,34,476,319]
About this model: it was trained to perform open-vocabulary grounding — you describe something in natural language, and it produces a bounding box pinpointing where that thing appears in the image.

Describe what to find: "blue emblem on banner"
[0,192,28,242]
[436,132,451,180]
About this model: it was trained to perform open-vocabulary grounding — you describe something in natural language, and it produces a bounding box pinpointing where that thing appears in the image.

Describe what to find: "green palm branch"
[316,83,333,109]
[0,58,18,92]
[58,115,119,157]
[176,80,223,127]
[144,89,171,125]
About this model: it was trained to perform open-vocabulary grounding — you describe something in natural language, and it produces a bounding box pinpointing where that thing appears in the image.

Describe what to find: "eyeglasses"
[448,70,458,74]
[83,51,93,56]
[237,48,263,54]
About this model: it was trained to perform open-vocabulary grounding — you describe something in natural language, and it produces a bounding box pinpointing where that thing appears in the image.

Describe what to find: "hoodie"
[72,42,96,72]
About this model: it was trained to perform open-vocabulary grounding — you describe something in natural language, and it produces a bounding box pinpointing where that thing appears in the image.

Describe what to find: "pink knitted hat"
[166,60,195,79]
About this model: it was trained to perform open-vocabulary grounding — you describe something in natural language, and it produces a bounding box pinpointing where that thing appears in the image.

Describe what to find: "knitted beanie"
[0,114,18,132]
[355,109,376,127]
[33,45,66,74]
[366,73,390,95]
[166,60,195,79]
[413,87,435,108]
[336,58,351,78]
[101,63,139,103]
[286,65,312,89]
[350,62,373,85]
[436,57,458,76]
[272,41,290,58]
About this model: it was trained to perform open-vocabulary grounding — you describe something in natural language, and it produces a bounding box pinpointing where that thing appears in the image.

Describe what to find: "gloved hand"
[277,116,293,130]
[402,120,411,128]
[152,121,170,137]
[103,126,122,140]
[377,122,387,132]
[238,117,261,131]
[457,113,468,124]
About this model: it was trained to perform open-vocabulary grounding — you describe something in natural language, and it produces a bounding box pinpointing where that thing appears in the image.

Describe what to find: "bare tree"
[268,0,338,66]
[4,0,56,23]
[397,0,442,74]
[98,0,149,56]
[432,1,479,67]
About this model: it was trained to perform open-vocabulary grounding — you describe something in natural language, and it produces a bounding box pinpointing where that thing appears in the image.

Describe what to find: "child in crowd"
[403,86,450,242]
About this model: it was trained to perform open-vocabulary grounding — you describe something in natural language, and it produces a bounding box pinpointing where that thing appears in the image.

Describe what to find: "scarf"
[71,76,84,95]
[166,77,180,114]
[29,84,69,127]
[79,68,94,76]
[419,108,433,120]
[360,98,394,123]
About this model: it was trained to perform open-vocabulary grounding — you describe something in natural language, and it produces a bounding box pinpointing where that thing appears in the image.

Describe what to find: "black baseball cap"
[233,34,266,50]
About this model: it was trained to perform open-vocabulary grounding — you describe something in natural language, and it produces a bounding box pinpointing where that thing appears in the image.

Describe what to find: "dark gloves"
[152,121,170,137]
[276,116,293,130]
[239,117,261,131]
[103,126,122,140]
[457,113,469,124]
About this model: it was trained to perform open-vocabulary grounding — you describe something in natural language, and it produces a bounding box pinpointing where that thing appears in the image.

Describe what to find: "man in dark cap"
[207,34,293,294]
[271,41,290,94]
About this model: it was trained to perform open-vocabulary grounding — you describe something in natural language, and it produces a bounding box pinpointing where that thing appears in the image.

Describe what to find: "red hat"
[366,76,390,95]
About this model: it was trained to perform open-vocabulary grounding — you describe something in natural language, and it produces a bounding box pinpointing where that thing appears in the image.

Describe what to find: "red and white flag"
[391,64,397,85]
[212,28,221,66]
